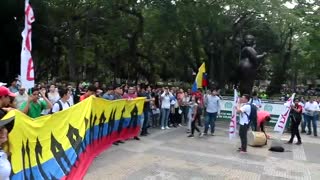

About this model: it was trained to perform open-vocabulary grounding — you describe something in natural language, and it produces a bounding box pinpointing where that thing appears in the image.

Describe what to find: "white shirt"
[239,104,251,125]
[0,151,11,180]
[68,95,74,106]
[51,100,70,113]
[15,92,29,108]
[249,98,262,108]
[205,95,221,113]
[48,92,60,104]
[161,92,173,109]
[305,101,319,116]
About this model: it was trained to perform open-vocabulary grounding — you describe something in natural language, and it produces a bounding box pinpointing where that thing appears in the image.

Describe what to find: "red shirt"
[122,93,137,99]
[257,110,270,126]
[294,104,303,113]
[177,92,184,105]
[80,94,89,101]
[193,91,204,107]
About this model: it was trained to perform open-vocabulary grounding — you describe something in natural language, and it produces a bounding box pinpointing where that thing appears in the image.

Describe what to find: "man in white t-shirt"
[249,91,262,109]
[51,88,71,114]
[14,86,28,108]
[204,89,221,135]
[304,97,319,136]
[236,94,251,153]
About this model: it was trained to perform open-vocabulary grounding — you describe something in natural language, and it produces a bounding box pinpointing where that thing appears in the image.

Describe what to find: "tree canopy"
[0,0,319,94]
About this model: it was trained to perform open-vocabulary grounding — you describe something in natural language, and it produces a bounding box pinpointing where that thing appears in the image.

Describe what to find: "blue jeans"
[306,114,318,135]
[302,114,307,132]
[141,110,150,134]
[161,108,170,128]
[204,112,217,134]
[181,106,189,124]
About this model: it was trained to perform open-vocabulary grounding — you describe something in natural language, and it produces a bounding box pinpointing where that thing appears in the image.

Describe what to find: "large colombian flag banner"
[1,96,145,179]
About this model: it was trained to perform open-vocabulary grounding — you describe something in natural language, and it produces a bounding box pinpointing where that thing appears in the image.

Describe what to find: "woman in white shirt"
[48,85,60,104]
[160,88,173,130]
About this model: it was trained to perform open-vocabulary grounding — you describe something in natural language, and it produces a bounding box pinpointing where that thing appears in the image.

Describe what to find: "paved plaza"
[85,122,320,180]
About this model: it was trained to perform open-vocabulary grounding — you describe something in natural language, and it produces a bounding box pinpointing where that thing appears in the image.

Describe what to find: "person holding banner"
[80,85,97,101]
[0,87,16,180]
[0,125,11,180]
[287,98,303,145]
[236,94,251,153]
[123,86,140,141]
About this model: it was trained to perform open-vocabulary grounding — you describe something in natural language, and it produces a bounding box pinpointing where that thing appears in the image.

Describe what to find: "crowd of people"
[0,78,320,179]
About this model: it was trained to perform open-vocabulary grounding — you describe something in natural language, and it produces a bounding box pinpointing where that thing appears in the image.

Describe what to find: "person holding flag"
[191,63,206,93]
[192,63,207,126]
[229,89,238,139]
[236,94,251,153]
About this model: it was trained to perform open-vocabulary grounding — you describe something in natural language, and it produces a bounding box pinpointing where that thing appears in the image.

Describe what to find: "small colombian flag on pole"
[192,63,206,93]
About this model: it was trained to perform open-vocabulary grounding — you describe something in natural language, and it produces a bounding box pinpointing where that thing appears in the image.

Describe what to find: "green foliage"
[1,0,319,90]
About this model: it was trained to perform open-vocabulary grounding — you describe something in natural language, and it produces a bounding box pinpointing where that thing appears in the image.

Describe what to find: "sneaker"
[166,126,170,130]
[203,133,208,136]
[210,133,214,136]
[118,140,125,144]
[161,127,165,130]
[296,141,302,145]
[178,124,182,127]
[301,130,306,133]
[307,133,312,135]
[199,133,204,137]
[134,136,140,141]
[286,141,293,144]
[188,134,194,138]
[240,150,247,154]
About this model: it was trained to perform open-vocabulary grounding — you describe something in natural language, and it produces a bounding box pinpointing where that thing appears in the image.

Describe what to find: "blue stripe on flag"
[192,82,198,93]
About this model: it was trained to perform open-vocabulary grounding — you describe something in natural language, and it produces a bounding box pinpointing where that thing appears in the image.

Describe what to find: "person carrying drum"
[257,110,271,133]
[257,110,271,144]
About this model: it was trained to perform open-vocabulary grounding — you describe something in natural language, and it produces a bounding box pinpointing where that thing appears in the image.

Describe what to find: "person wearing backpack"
[50,88,71,114]
[236,94,252,153]
[249,91,262,109]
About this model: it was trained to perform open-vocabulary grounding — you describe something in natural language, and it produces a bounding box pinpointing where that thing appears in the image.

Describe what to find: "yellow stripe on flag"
[196,63,206,89]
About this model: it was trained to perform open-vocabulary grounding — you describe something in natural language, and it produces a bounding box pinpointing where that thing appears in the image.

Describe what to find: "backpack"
[49,100,70,114]
[244,103,257,128]
[269,146,284,152]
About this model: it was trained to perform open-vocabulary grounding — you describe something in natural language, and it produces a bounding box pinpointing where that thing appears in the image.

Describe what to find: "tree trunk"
[67,25,77,81]
[268,28,294,95]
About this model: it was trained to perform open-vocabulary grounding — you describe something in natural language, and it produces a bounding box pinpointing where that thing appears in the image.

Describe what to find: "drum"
[247,131,267,147]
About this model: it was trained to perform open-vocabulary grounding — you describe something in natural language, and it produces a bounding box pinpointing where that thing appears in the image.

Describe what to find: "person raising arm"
[20,87,52,118]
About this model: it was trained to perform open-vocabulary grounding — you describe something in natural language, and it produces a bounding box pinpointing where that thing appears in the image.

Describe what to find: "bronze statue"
[237,35,267,95]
